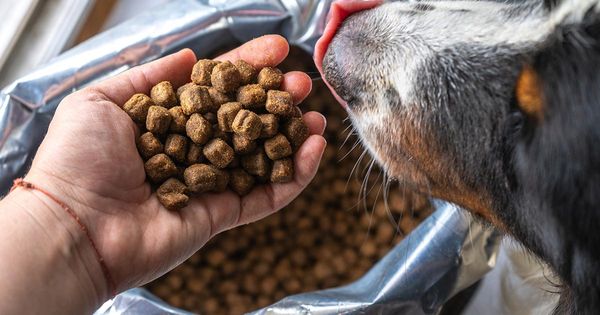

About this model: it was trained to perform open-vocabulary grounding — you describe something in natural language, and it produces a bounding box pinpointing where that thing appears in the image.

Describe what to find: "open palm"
[25,35,326,295]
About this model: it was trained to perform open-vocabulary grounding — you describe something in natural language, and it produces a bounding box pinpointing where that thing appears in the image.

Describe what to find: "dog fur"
[322,0,600,313]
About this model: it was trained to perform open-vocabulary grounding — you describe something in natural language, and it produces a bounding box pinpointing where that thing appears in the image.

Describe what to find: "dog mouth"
[314,0,383,107]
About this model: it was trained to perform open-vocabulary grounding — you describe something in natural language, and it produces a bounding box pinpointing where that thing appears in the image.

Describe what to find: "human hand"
[24,35,326,302]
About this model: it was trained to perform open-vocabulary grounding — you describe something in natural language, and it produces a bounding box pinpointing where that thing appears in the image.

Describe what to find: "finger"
[281,71,312,105]
[87,49,197,106]
[302,111,327,135]
[235,135,327,225]
[215,35,289,68]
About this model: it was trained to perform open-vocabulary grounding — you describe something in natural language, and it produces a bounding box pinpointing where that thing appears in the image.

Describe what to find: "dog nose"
[314,0,383,107]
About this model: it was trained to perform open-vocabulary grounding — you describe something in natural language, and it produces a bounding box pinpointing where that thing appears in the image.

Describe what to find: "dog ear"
[515,65,544,121]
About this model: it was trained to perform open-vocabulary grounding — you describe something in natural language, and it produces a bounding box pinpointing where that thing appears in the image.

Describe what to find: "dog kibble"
[235,60,257,85]
[191,59,219,86]
[146,106,172,135]
[203,138,234,168]
[157,178,189,210]
[137,132,163,160]
[270,158,293,183]
[241,148,270,177]
[124,94,154,124]
[259,114,278,138]
[165,134,188,163]
[257,67,283,90]
[151,81,177,108]
[211,61,241,94]
[237,84,266,109]
[208,87,231,107]
[266,90,295,117]
[283,117,309,150]
[264,134,292,160]
[145,153,178,183]
[184,164,217,193]
[229,168,255,195]
[232,134,256,155]
[168,106,188,134]
[217,102,242,132]
[186,144,204,165]
[213,167,230,192]
[186,113,212,144]
[180,85,214,115]
[232,109,262,140]
[124,61,311,209]
[176,82,195,99]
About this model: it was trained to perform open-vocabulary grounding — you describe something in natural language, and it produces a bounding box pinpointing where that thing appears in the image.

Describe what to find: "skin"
[0,35,327,314]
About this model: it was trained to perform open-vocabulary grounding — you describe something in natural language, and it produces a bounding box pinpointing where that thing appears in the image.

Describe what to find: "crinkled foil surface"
[0,0,501,314]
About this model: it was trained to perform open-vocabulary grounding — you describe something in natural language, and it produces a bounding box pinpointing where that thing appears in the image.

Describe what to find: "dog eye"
[515,65,543,120]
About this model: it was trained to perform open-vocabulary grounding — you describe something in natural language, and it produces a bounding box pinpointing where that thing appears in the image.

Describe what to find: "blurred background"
[0,1,432,313]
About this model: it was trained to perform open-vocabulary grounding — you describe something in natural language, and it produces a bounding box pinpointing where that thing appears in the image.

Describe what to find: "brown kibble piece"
[264,133,292,160]
[266,90,295,117]
[157,178,189,210]
[229,169,255,195]
[145,154,177,183]
[241,148,270,177]
[164,134,188,163]
[191,59,219,86]
[184,164,217,193]
[237,84,266,109]
[168,106,188,134]
[146,106,172,135]
[186,144,203,165]
[137,132,163,160]
[232,109,262,140]
[211,61,241,94]
[259,114,279,138]
[203,138,234,168]
[208,87,231,107]
[235,60,257,85]
[213,167,230,192]
[217,102,242,132]
[123,93,153,124]
[283,117,310,149]
[232,134,256,155]
[257,67,284,90]
[176,82,195,99]
[180,85,214,115]
[271,158,294,183]
[151,81,177,108]
[186,113,212,144]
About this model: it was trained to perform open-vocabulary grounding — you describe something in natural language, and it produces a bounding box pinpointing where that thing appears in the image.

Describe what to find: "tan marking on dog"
[516,65,544,120]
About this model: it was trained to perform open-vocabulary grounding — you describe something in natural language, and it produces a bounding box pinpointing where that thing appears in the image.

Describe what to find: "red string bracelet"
[11,178,117,297]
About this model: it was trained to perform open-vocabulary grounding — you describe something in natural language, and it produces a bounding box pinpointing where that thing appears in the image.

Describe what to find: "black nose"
[322,44,357,107]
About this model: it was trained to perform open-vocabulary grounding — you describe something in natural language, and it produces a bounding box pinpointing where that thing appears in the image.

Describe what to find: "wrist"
[0,178,108,313]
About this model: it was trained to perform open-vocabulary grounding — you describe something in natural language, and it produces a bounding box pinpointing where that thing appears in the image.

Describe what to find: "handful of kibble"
[122,59,310,210]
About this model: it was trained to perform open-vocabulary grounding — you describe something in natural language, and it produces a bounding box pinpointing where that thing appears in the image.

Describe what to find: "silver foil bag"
[0,0,501,314]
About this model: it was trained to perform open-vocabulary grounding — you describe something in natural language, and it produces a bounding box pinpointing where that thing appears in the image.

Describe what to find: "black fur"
[322,1,600,313]
[512,10,600,313]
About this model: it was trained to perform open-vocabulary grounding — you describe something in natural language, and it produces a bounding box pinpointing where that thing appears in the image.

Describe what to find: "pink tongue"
[314,0,383,107]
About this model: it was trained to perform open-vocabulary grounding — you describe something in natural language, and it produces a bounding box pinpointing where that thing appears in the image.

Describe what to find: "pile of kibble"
[145,49,432,314]
[122,59,309,210]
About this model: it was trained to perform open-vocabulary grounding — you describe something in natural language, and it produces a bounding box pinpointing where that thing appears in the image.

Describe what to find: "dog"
[315,0,600,313]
